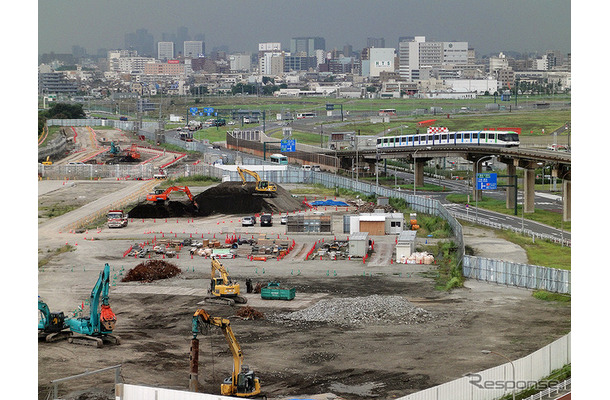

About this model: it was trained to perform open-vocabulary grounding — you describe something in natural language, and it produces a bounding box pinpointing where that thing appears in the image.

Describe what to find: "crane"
[146,185,199,209]
[236,166,277,197]
[64,263,121,347]
[191,308,262,398]
[204,256,248,306]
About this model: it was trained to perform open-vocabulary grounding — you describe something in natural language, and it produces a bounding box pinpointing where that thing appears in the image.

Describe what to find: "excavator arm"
[146,186,198,208]
[236,167,277,196]
[192,309,261,397]
[211,257,231,286]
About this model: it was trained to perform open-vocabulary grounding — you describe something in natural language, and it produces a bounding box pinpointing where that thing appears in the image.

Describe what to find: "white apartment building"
[398,36,468,80]
[117,56,156,73]
[259,52,284,76]
[362,48,395,77]
[183,41,203,58]
[229,53,251,72]
[157,41,174,60]
[107,50,137,71]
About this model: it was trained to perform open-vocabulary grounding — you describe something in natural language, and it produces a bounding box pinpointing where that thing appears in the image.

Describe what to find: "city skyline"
[38,0,571,58]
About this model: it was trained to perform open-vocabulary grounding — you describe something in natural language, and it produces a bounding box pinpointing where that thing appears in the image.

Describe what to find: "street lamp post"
[481,350,516,400]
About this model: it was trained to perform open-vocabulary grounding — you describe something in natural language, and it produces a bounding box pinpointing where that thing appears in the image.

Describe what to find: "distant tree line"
[38,103,86,136]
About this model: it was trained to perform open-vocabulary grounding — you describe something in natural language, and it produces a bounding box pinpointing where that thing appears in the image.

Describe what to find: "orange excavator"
[147,186,198,209]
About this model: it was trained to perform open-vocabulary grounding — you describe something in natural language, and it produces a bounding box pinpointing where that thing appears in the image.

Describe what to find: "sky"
[37,0,571,57]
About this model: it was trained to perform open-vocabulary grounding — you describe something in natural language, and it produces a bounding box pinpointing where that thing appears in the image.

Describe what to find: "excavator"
[147,185,199,209]
[192,308,263,398]
[64,263,121,347]
[236,166,277,197]
[38,297,70,342]
[204,256,248,306]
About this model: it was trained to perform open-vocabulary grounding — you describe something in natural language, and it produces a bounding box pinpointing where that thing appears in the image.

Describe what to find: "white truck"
[107,210,129,228]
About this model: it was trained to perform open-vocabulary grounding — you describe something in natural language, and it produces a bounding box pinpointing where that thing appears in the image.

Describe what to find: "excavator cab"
[222,366,260,397]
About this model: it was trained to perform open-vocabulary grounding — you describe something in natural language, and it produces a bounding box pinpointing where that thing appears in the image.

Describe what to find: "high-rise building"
[183,41,203,58]
[125,29,154,57]
[362,48,395,77]
[398,36,468,80]
[290,37,325,57]
[157,42,174,61]
[367,37,385,48]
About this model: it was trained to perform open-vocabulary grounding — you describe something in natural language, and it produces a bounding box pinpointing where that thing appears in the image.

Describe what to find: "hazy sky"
[38,0,570,57]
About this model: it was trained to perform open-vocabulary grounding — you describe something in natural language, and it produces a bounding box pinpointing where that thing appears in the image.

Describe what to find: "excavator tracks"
[68,333,121,348]
[204,296,248,306]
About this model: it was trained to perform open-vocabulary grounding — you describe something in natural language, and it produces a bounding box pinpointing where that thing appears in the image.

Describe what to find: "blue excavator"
[38,297,70,342]
[65,263,121,347]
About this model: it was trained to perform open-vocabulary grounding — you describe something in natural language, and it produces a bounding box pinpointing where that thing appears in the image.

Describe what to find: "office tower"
[290,37,325,57]
[158,42,174,60]
[184,41,203,58]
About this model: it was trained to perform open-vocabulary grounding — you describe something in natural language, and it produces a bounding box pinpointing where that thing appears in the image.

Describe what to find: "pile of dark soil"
[128,181,306,218]
[121,260,181,283]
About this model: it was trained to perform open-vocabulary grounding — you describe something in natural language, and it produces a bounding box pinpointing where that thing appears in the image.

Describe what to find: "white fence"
[463,256,571,294]
[396,333,570,400]
[116,384,234,400]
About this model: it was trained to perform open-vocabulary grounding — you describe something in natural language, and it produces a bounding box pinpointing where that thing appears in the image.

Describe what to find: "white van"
[312,165,321,172]
[301,165,312,171]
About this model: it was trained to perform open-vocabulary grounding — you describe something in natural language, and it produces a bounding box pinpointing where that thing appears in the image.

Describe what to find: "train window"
[428,135,434,141]
[377,138,381,145]
[441,134,447,140]
[389,137,395,143]
[463,133,470,139]
[449,134,455,140]
[383,138,389,144]
[456,133,462,140]
[489,133,496,140]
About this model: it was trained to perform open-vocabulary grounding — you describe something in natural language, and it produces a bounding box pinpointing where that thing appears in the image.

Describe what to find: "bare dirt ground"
[37,181,571,400]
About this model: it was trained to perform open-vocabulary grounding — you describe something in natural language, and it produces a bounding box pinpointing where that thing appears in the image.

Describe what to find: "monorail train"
[376,129,520,149]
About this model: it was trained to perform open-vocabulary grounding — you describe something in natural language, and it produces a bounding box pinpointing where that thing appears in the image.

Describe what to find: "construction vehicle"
[42,156,53,166]
[146,186,199,209]
[236,166,277,197]
[191,309,262,398]
[107,210,128,228]
[204,256,248,306]
[38,297,70,342]
[64,263,120,347]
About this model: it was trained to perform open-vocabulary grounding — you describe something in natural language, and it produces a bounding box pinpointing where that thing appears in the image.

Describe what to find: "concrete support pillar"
[562,179,571,221]
[414,159,425,189]
[506,164,516,210]
[523,168,536,214]
[471,160,483,201]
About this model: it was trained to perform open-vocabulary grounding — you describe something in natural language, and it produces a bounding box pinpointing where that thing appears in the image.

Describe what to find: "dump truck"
[107,210,128,228]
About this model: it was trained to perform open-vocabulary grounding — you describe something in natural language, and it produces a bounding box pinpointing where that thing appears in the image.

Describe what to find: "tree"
[39,103,86,136]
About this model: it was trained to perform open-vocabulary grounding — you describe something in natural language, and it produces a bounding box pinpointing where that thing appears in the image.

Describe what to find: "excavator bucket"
[100,304,116,331]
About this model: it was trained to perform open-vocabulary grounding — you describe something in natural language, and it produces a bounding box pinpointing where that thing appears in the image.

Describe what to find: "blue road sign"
[189,107,198,114]
[476,173,497,190]
[281,139,296,152]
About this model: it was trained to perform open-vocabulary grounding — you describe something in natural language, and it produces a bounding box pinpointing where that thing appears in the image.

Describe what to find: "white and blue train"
[376,128,520,149]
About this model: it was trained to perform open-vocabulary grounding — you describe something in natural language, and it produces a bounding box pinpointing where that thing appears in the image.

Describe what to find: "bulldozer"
[236,166,277,197]
[191,308,263,397]
[204,256,248,306]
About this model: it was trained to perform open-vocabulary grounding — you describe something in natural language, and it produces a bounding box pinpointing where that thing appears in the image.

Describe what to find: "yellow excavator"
[236,166,277,197]
[204,257,248,306]
[192,308,263,398]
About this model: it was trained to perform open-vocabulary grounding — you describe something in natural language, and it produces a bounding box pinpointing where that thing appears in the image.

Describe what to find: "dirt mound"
[121,260,181,282]
[128,182,306,218]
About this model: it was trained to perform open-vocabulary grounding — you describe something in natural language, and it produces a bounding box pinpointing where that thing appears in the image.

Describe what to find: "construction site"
[37,126,571,400]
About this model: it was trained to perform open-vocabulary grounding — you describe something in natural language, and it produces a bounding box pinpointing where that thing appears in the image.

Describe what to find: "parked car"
[242,216,256,227]
[260,214,272,226]
[280,215,287,225]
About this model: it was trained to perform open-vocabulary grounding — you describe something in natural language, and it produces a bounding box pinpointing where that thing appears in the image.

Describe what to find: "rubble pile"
[276,295,434,325]
[121,260,181,283]
[236,306,265,320]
